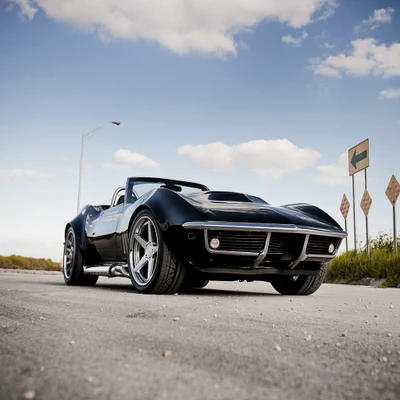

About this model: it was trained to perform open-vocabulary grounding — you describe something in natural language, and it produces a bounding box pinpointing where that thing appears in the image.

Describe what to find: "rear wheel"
[63,227,98,286]
[127,210,186,294]
[270,264,328,295]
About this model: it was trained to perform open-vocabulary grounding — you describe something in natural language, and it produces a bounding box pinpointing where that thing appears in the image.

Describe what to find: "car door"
[88,188,125,260]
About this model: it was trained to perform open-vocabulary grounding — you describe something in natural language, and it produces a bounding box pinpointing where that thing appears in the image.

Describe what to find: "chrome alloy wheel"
[63,229,75,279]
[129,216,159,286]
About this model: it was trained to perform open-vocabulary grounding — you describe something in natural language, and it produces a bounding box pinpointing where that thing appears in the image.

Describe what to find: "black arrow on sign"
[351,149,367,169]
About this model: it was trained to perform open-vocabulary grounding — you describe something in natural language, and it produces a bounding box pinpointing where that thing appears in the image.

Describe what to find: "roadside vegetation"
[326,233,400,287]
[0,255,60,271]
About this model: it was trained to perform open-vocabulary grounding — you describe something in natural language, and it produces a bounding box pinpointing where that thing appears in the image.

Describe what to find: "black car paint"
[66,177,345,268]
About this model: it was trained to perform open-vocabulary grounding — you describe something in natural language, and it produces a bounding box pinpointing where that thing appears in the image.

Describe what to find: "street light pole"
[76,121,121,213]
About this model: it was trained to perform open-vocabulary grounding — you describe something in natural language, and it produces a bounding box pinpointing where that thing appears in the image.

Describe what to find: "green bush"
[0,255,60,271]
[326,233,400,287]
[369,232,398,251]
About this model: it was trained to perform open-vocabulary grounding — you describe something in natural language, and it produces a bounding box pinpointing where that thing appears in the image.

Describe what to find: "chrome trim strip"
[183,221,347,238]
[290,234,310,269]
[253,232,271,268]
[110,186,125,207]
[307,254,337,259]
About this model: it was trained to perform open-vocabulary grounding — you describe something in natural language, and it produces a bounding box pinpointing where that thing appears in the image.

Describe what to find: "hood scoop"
[197,191,252,203]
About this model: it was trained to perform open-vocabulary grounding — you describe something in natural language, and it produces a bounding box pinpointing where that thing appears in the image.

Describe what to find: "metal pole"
[352,174,357,252]
[394,206,397,253]
[77,133,85,213]
[76,121,121,213]
[344,218,348,252]
[365,169,369,256]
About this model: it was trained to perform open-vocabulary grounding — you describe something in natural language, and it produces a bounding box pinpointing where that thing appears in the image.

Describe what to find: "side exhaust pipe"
[83,264,130,278]
[109,264,130,278]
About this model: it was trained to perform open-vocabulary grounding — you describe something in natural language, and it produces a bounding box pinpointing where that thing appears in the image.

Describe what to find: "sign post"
[385,175,400,252]
[360,189,372,255]
[348,139,370,253]
[340,194,350,251]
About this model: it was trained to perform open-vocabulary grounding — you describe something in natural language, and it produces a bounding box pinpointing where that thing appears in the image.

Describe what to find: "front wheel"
[270,264,328,295]
[127,210,186,294]
[63,227,98,286]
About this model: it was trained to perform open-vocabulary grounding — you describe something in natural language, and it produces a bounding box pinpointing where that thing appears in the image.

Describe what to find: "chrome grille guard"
[182,222,347,269]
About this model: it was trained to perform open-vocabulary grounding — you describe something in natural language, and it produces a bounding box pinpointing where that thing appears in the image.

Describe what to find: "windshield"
[126,177,208,203]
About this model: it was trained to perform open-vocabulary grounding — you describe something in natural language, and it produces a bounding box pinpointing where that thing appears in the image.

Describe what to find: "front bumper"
[183,221,347,270]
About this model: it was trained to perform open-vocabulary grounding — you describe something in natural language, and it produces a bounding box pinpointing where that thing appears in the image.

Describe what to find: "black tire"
[270,264,328,296]
[127,210,186,294]
[63,227,98,286]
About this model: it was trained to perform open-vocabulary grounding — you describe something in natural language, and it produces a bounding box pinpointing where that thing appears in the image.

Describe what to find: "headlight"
[210,237,220,249]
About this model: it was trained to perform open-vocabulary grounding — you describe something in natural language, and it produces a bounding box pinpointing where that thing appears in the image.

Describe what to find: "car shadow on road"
[93,282,279,297]
[43,279,279,296]
[180,287,279,297]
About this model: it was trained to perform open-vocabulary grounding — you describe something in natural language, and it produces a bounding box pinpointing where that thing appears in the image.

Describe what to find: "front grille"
[207,230,266,253]
[307,236,341,255]
[204,230,341,258]
[268,233,292,254]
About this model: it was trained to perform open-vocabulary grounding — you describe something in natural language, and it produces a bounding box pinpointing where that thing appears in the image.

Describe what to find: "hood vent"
[206,192,252,203]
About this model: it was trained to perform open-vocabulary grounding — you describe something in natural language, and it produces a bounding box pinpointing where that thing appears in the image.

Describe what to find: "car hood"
[182,191,339,230]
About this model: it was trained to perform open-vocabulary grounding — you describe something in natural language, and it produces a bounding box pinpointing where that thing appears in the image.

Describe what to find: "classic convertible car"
[63,176,346,295]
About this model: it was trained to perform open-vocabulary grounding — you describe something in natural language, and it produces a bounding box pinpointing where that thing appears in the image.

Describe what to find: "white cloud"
[8,0,38,21]
[282,31,308,47]
[310,38,400,78]
[354,8,395,33]
[315,152,349,186]
[10,0,337,56]
[309,58,341,77]
[0,169,52,181]
[322,42,334,49]
[103,149,159,171]
[314,31,328,40]
[310,0,338,23]
[177,139,320,179]
[378,88,400,100]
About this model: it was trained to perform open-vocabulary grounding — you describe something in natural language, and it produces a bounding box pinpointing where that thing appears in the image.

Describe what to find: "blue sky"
[1,0,399,261]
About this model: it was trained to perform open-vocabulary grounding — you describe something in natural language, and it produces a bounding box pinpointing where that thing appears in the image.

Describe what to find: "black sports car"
[63,176,346,295]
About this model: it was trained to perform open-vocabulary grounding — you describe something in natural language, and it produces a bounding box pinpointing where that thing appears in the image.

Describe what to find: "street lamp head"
[77,120,121,212]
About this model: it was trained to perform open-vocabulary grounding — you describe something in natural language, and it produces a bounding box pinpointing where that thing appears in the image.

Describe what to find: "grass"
[326,234,400,287]
[0,254,61,271]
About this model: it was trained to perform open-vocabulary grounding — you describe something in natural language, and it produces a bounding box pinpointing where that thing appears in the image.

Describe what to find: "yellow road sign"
[348,139,369,176]
[360,190,372,216]
[386,175,400,207]
[340,194,350,219]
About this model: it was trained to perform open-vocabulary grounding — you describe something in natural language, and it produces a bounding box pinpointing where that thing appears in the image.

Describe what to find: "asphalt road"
[0,270,399,400]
